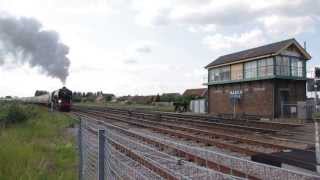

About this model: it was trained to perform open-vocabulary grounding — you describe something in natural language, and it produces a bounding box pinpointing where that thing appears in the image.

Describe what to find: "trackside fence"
[77,115,320,180]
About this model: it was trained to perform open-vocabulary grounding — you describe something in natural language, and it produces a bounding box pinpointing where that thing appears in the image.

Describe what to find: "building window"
[258,58,274,77]
[244,61,257,79]
[209,66,230,82]
[291,57,303,77]
[276,56,290,76]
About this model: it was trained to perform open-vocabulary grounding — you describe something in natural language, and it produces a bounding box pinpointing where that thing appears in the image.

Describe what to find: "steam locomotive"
[21,87,72,112]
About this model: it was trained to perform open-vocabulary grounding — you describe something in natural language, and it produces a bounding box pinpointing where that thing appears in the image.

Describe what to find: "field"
[0,102,78,180]
[76,101,175,112]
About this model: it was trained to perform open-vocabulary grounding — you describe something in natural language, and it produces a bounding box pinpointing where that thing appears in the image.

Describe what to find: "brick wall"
[208,80,274,118]
[208,79,307,119]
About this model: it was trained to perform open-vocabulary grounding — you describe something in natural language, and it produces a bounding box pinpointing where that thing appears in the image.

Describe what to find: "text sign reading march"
[229,90,242,100]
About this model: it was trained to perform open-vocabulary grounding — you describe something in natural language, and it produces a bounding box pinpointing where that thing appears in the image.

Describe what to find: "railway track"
[74,112,319,180]
[75,105,301,134]
[74,107,309,154]
[74,105,314,148]
[72,106,318,176]
[76,105,302,131]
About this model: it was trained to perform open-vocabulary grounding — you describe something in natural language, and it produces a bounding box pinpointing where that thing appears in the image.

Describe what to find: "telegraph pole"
[314,67,320,173]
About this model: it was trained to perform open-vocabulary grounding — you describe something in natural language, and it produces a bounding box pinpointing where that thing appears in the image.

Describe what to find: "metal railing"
[77,115,320,180]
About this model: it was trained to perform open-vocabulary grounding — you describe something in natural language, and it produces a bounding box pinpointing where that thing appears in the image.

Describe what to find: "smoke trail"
[0,14,70,83]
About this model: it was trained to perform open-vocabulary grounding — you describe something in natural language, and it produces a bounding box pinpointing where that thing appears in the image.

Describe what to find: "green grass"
[0,103,78,180]
[76,101,175,112]
[314,112,320,118]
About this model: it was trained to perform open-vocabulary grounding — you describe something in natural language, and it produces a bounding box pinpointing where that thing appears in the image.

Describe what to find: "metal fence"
[77,115,320,180]
[79,117,161,180]
[281,103,298,118]
[281,101,316,119]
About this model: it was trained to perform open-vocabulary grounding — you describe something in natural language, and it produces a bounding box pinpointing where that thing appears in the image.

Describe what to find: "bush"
[0,103,36,127]
[83,96,95,103]
[7,105,27,123]
[72,95,82,103]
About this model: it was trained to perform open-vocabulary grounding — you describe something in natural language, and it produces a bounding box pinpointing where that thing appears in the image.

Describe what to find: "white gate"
[190,99,207,113]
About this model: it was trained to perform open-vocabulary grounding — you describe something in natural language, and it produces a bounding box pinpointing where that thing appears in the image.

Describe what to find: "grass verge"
[0,103,78,180]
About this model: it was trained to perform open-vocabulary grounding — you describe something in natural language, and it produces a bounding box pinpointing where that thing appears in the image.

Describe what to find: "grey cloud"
[136,45,152,53]
[149,1,320,29]
[0,14,70,83]
[176,0,212,5]
[151,8,172,26]
[148,2,262,27]
[175,4,261,27]
[0,48,4,65]
[71,65,104,73]
[124,58,138,64]
[269,0,320,18]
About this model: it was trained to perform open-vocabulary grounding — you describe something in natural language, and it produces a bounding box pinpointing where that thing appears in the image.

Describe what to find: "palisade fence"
[281,101,316,119]
[281,103,298,118]
[76,115,320,180]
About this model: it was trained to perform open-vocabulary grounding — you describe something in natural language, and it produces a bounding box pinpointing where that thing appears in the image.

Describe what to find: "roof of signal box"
[205,38,311,69]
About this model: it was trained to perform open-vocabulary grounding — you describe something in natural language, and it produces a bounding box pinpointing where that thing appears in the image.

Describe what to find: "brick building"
[183,88,208,98]
[205,39,311,119]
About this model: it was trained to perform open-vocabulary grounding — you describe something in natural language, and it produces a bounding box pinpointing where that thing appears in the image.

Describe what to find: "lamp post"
[315,67,320,112]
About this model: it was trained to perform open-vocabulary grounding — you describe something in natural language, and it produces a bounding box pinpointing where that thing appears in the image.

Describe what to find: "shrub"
[0,103,36,127]
[5,104,28,124]
[72,95,82,103]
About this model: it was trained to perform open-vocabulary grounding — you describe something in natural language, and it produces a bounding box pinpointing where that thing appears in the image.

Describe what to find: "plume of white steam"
[0,13,70,84]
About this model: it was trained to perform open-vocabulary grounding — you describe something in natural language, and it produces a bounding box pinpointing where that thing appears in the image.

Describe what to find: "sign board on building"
[229,90,242,104]
[229,90,243,118]
[229,90,242,99]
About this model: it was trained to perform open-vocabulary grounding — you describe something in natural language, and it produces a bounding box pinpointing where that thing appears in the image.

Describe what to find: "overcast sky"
[0,0,319,97]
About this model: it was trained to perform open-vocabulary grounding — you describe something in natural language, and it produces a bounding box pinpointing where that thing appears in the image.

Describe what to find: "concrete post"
[314,118,320,173]
[50,102,54,112]
[98,129,105,180]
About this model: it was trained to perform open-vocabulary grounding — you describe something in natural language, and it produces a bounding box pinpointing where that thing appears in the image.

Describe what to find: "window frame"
[258,58,274,77]
[244,60,258,79]
[291,57,303,77]
[209,66,231,82]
